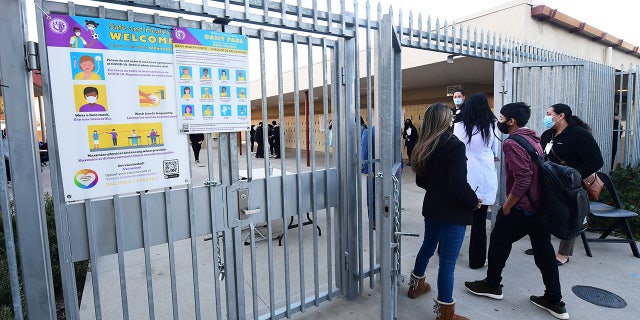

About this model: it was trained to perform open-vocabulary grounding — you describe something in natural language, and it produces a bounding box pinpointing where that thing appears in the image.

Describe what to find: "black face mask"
[497,121,510,134]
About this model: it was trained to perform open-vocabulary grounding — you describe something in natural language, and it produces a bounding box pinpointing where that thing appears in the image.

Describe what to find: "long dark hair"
[410,103,453,174]
[460,93,496,145]
[550,103,591,132]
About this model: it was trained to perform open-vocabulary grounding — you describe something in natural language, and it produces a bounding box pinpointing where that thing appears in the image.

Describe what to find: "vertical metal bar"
[340,0,346,36]
[344,30,359,301]
[378,14,395,320]
[0,1,56,318]
[365,0,375,289]
[297,0,303,29]
[258,29,276,320]
[250,223,258,319]
[435,18,441,51]
[140,192,156,320]
[625,66,635,166]
[307,35,321,306]
[352,0,364,296]
[0,147,21,320]
[162,190,180,320]
[113,196,130,320]
[292,34,306,313]
[34,4,80,319]
[276,30,292,317]
[280,0,286,26]
[205,134,223,319]
[85,200,102,319]
[262,0,268,23]
[321,38,333,302]
[187,183,202,320]
[312,0,318,30]
[418,13,423,49]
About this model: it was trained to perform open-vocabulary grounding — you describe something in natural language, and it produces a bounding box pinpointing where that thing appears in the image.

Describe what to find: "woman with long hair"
[408,103,479,320]
[525,103,603,265]
[453,93,499,269]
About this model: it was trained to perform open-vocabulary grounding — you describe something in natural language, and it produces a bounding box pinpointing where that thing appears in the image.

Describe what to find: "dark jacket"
[504,128,542,212]
[403,124,418,146]
[415,132,477,225]
[541,123,603,178]
[255,125,264,145]
[189,133,204,145]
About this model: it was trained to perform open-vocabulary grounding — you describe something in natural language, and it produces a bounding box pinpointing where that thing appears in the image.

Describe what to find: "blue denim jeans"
[412,217,466,303]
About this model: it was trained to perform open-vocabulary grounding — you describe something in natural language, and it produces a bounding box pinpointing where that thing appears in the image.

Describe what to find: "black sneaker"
[464,279,503,300]
[530,295,569,319]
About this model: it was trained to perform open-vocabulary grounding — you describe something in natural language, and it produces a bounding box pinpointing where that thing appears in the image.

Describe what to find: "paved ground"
[37,145,640,319]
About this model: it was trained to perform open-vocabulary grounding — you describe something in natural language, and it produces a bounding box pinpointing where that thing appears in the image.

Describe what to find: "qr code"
[163,159,179,178]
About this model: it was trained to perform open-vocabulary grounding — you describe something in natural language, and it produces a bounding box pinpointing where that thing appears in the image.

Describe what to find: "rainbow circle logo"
[74,169,98,189]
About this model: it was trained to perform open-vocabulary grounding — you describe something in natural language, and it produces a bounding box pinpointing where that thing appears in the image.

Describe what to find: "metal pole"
[0,0,56,318]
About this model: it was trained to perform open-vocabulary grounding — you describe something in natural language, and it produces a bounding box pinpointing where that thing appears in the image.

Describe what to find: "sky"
[26,0,640,81]
[28,0,640,45]
[383,0,640,45]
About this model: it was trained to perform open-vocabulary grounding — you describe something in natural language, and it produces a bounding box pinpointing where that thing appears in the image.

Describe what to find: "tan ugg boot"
[407,273,431,299]
[433,298,469,320]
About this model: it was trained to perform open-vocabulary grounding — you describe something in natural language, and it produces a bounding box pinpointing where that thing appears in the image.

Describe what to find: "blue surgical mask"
[543,115,555,129]
[453,98,463,106]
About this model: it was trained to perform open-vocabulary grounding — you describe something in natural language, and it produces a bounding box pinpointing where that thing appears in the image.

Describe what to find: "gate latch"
[238,188,260,219]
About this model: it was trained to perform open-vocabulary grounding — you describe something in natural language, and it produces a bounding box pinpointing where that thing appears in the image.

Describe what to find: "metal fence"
[1,1,637,320]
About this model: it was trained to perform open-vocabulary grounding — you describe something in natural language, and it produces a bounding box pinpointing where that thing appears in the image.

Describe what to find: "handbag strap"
[549,145,568,166]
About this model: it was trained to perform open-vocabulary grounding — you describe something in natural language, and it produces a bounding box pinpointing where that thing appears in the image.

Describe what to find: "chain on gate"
[216,232,225,281]
[391,174,418,284]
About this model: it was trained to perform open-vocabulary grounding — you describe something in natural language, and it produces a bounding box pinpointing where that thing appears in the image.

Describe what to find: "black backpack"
[508,135,589,240]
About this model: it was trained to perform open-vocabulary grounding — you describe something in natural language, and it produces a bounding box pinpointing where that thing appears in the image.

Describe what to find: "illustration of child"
[92,130,99,149]
[69,27,87,48]
[79,87,106,112]
[74,55,102,80]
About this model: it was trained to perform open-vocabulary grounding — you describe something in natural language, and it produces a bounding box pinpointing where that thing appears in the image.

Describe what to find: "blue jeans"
[412,217,466,303]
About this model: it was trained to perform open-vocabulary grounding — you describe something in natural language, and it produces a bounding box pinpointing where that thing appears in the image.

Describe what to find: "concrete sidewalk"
[38,145,639,319]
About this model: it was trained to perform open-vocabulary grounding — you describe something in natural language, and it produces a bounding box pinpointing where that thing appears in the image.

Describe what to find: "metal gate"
[1,1,630,320]
[505,61,617,172]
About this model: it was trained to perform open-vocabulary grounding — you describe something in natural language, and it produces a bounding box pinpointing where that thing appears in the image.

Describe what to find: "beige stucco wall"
[453,0,640,68]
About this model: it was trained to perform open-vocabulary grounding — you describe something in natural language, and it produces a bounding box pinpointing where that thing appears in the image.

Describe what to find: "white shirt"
[453,122,499,205]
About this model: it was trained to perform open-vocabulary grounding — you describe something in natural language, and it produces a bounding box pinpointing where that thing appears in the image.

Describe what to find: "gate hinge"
[500,80,508,94]
[25,41,40,71]
[341,67,345,85]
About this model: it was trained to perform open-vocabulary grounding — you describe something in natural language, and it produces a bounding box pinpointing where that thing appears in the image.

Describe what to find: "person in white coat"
[453,93,499,269]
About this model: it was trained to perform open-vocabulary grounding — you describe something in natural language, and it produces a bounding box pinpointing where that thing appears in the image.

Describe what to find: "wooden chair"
[580,172,640,258]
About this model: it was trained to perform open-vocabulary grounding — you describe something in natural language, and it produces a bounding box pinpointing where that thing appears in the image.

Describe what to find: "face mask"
[543,115,555,129]
[453,98,463,106]
[75,32,81,36]
[497,121,510,134]
[86,96,98,103]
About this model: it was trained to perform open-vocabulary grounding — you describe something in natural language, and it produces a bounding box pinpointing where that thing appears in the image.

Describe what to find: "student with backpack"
[524,103,603,265]
[465,102,569,320]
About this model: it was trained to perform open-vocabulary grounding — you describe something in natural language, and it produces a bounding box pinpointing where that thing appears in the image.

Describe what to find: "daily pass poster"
[171,27,251,133]
[44,15,193,201]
